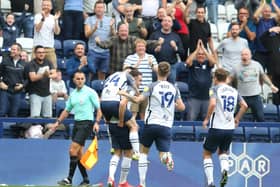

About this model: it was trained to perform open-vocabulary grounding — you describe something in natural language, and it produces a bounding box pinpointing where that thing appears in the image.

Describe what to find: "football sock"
[109,154,120,180]
[219,153,229,172]
[78,160,88,180]
[203,158,214,185]
[68,156,78,180]
[119,157,132,184]
[138,153,148,186]
[129,131,139,153]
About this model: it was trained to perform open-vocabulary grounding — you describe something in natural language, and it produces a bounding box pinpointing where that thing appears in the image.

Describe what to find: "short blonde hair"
[134,38,147,47]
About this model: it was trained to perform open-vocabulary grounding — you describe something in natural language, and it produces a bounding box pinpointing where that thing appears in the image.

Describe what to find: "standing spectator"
[10,0,34,38]
[63,0,84,39]
[53,0,65,13]
[253,0,280,74]
[115,0,142,19]
[27,45,56,118]
[119,3,148,39]
[260,26,280,106]
[202,68,248,187]
[55,71,102,186]
[118,62,185,187]
[149,15,185,83]
[95,23,135,74]
[227,7,256,52]
[205,0,218,24]
[170,0,191,60]
[0,43,26,117]
[33,0,61,68]
[186,40,216,121]
[0,11,27,57]
[66,42,90,89]
[231,48,279,122]
[123,38,158,119]
[83,0,96,16]
[95,23,161,74]
[234,0,260,18]
[84,0,115,80]
[150,7,181,33]
[141,0,167,35]
[216,22,248,72]
[187,6,215,54]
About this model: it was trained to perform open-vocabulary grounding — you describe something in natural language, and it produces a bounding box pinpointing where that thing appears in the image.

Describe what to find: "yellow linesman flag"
[80,136,98,170]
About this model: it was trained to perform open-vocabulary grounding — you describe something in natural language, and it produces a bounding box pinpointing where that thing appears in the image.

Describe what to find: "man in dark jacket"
[0,43,26,117]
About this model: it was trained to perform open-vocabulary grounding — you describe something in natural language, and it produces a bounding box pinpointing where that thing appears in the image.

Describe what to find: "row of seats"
[2,122,280,143]
[172,125,280,143]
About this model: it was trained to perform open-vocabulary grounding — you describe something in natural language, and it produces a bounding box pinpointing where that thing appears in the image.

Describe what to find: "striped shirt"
[96,36,159,73]
[124,53,157,91]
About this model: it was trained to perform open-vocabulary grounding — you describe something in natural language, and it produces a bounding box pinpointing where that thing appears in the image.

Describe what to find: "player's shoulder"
[215,84,238,94]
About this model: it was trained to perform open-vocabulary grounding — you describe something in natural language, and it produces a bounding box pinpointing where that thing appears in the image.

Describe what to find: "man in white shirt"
[33,0,61,68]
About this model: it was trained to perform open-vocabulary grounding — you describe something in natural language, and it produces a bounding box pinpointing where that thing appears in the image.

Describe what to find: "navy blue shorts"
[203,128,234,153]
[87,50,109,73]
[101,101,133,122]
[109,123,132,150]
[72,120,92,146]
[141,125,171,152]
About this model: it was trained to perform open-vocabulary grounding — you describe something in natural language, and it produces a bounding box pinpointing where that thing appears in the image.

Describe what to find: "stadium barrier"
[0,118,279,187]
[1,117,280,141]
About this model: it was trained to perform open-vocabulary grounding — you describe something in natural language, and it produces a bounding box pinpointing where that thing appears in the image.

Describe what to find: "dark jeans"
[0,90,22,117]
[243,95,264,122]
[15,14,34,38]
[62,10,84,40]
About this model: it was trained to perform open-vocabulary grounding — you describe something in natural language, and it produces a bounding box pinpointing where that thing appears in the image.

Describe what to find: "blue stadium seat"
[270,127,280,142]
[175,81,189,98]
[63,40,86,58]
[91,80,104,97]
[57,57,66,70]
[263,104,278,121]
[54,39,63,58]
[232,127,245,142]
[176,62,189,83]
[172,125,195,141]
[174,81,189,120]
[242,109,254,122]
[2,122,17,138]
[195,126,208,141]
[244,127,270,142]
[54,100,66,117]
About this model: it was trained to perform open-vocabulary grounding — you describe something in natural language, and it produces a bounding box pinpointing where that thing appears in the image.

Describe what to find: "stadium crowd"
[0,0,280,122]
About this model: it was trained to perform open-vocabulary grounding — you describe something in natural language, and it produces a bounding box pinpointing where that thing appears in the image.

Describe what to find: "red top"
[174,7,189,35]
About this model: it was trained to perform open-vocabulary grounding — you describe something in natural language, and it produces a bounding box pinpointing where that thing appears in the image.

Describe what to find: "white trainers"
[161,152,174,171]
